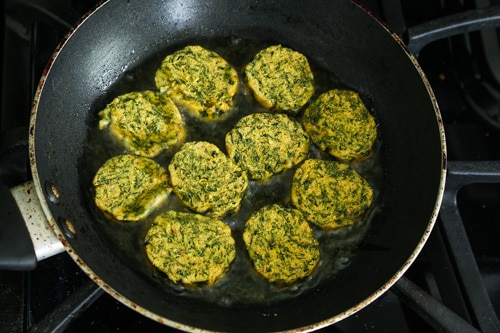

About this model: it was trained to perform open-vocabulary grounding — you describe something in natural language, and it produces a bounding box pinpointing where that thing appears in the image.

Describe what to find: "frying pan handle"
[0,183,37,270]
[0,181,64,270]
[405,6,500,56]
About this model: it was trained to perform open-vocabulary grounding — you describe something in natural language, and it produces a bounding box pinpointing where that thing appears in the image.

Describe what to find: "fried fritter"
[245,45,315,114]
[155,45,239,121]
[98,90,186,158]
[225,112,310,181]
[93,154,171,221]
[168,141,248,217]
[145,210,236,285]
[302,89,377,162]
[243,204,320,284]
[291,159,374,229]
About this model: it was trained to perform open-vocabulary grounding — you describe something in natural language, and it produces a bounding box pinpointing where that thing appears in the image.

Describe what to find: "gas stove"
[1,0,499,332]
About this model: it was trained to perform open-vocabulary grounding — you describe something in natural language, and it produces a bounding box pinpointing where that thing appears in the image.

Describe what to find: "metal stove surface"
[1,0,499,332]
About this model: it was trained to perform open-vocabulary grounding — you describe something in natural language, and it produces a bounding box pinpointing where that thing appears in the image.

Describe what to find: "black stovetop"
[1,0,500,332]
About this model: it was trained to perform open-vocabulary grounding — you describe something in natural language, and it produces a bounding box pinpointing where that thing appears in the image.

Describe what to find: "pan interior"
[78,34,385,306]
[32,0,445,331]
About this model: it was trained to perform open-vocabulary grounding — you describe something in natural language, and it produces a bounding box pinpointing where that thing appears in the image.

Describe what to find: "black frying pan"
[29,0,446,331]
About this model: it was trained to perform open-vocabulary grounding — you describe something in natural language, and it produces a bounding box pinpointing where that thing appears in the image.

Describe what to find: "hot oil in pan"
[79,36,383,306]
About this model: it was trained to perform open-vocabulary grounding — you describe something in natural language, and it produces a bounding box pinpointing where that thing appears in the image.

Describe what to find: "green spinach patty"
[145,210,236,285]
[168,141,249,217]
[98,90,186,158]
[291,159,374,229]
[243,204,320,284]
[155,45,239,121]
[225,112,310,181]
[93,154,171,221]
[245,44,315,114]
[302,89,377,162]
